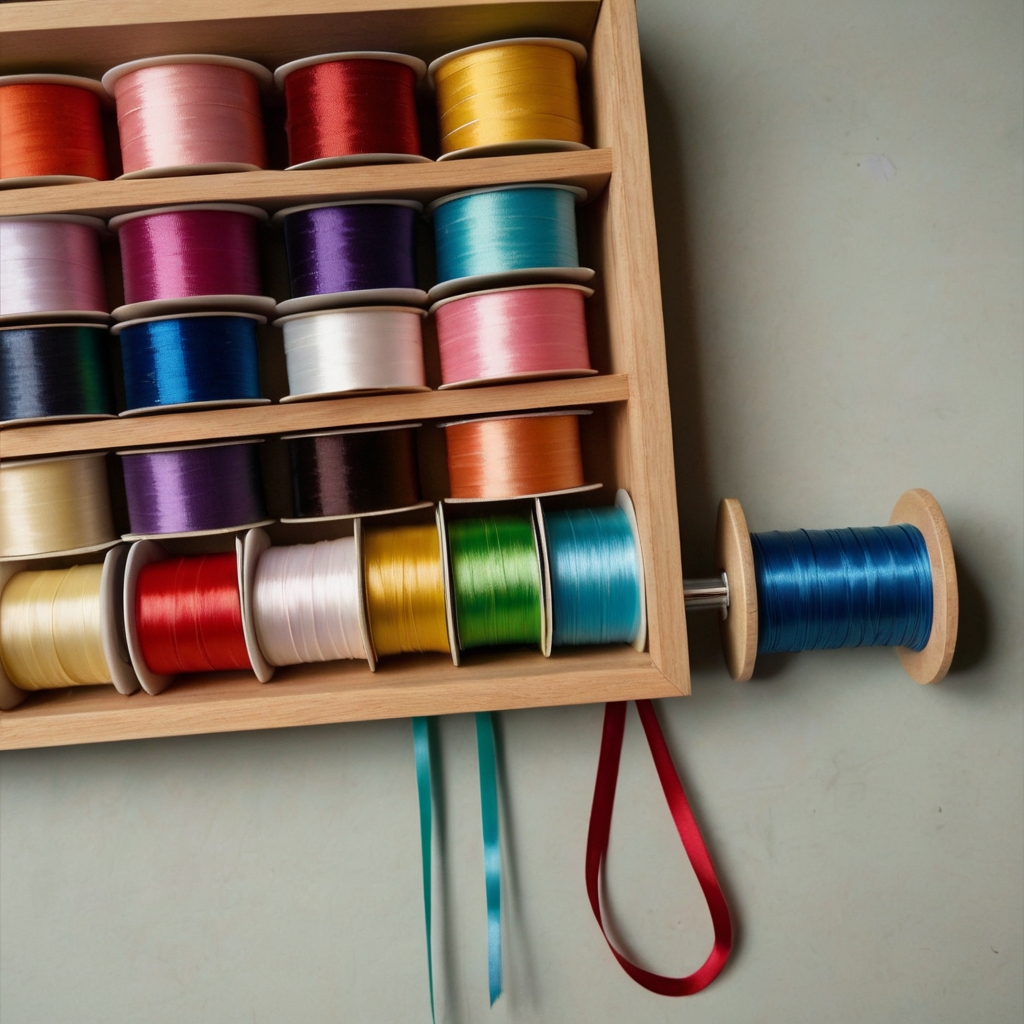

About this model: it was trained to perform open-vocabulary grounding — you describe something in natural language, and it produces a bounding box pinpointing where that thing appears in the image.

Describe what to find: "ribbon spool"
[245,529,369,669]
[362,521,454,662]
[428,184,593,300]
[274,201,426,315]
[1,324,116,427]
[0,75,109,187]
[538,491,647,655]
[112,312,267,415]
[431,284,595,388]
[689,490,958,684]
[102,55,271,178]
[0,545,140,707]
[0,216,109,322]
[283,424,425,522]
[0,454,117,561]
[123,540,268,694]
[119,440,271,540]
[442,410,598,501]
[429,38,587,160]
[274,52,428,169]
[108,204,274,320]
[446,513,544,651]
[275,306,428,401]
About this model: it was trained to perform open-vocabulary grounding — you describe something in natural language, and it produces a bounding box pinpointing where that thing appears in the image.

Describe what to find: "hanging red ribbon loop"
[586,699,733,996]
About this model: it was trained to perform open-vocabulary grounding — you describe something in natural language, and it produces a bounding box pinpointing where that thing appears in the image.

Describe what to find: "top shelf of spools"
[0,0,689,749]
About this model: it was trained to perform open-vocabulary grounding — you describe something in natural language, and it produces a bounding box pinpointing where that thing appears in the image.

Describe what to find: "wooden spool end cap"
[716,498,758,681]
[889,488,959,684]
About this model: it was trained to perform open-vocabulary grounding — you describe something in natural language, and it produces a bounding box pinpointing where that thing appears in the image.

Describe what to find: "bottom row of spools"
[0,493,645,705]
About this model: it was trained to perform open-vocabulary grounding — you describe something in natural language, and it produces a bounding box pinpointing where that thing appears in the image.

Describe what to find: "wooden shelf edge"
[0,150,613,218]
[0,0,597,34]
[0,374,631,458]
[0,649,680,749]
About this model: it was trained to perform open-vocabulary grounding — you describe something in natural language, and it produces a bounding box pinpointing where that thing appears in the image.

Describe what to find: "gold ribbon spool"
[432,39,586,156]
[0,454,116,559]
[0,564,111,689]
[363,524,451,656]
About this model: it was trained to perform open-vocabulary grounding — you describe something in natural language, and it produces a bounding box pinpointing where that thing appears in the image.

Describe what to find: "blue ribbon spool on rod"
[707,491,958,684]
[0,323,115,426]
[428,184,594,300]
[113,312,267,415]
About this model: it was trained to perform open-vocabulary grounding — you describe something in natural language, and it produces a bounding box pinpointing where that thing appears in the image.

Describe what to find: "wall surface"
[1,1,1022,1021]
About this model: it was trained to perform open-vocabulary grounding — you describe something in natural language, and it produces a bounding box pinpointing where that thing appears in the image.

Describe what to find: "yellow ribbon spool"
[0,454,115,559]
[0,564,111,690]
[432,39,586,157]
[363,524,451,656]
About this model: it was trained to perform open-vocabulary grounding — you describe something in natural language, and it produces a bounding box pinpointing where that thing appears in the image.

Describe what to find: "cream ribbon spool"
[0,454,116,559]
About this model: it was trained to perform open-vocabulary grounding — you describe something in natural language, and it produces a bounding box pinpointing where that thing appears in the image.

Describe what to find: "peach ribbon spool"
[443,410,597,500]
[431,283,595,388]
[102,55,271,178]
[0,75,110,187]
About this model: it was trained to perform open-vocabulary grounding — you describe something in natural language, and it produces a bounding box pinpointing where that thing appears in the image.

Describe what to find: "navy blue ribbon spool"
[429,184,591,298]
[116,314,264,413]
[0,323,115,424]
[277,201,422,309]
[751,525,934,654]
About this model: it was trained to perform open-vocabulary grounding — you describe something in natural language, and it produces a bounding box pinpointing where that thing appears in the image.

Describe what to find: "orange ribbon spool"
[444,412,586,499]
[0,80,109,182]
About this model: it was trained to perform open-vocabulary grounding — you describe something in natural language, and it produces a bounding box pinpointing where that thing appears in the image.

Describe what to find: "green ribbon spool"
[448,515,542,649]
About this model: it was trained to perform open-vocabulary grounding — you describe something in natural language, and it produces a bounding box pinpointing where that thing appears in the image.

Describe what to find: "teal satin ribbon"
[414,712,503,1018]
[413,716,436,1024]
[476,711,502,1005]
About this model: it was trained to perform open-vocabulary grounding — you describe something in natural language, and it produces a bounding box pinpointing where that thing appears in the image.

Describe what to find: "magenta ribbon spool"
[430,283,596,388]
[109,204,274,320]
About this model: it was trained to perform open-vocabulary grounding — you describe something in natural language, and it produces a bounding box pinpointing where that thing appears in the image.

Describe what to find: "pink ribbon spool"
[431,284,595,388]
[102,57,270,178]
[0,215,108,321]
[109,204,273,319]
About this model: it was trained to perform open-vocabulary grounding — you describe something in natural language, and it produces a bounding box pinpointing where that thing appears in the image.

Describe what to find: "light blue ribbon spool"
[427,184,595,300]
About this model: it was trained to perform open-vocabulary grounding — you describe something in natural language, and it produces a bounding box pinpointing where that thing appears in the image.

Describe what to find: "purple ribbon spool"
[120,441,268,537]
[281,201,418,298]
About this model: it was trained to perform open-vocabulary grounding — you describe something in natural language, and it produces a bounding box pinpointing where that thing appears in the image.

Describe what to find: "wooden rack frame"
[0,0,689,749]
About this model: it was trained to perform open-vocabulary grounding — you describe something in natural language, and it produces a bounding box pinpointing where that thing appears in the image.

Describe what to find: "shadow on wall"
[641,61,725,674]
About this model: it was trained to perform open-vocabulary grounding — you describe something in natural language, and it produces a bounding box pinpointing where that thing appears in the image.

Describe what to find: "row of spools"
[0,185,595,424]
[0,40,587,183]
[0,492,645,711]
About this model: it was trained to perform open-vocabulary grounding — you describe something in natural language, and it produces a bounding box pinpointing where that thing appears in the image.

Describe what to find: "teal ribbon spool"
[546,506,642,646]
[431,185,583,290]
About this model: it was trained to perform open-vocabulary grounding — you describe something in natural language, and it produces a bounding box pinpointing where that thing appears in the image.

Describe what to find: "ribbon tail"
[586,700,733,996]
[475,711,503,1006]
[413,716,436,1024]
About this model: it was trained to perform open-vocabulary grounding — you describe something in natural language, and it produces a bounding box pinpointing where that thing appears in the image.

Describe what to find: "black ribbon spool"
[286,425,422,518]
[0,324,115,424]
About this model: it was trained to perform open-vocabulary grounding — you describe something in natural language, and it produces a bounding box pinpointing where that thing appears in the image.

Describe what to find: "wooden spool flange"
[715,489,958,684]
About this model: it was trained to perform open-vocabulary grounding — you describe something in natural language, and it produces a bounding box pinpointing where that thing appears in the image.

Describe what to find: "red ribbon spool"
[281,57,423,166]
[135,553,251,675]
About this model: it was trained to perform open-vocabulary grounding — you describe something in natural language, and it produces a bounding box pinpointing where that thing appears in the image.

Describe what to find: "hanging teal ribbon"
[476,711,503,1005]
[413,716,436,1024]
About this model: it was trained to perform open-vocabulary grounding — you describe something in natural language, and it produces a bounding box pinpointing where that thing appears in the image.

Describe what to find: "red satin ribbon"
[586,700,733,995]
[284,59,421,164]
[136,554,251,675]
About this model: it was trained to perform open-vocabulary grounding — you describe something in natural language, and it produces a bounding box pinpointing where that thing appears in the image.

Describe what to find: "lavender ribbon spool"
[119,440,271,539]
[273,200,427,315]
[0,215,109,323]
